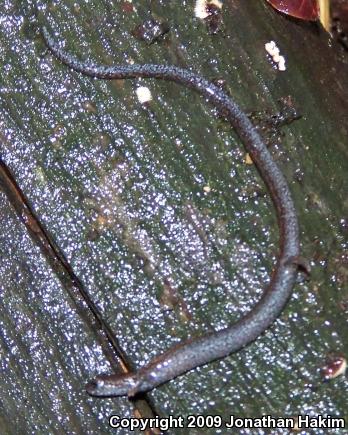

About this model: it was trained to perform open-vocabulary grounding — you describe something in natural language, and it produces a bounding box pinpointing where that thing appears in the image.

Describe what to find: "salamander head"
[86,372,138,397]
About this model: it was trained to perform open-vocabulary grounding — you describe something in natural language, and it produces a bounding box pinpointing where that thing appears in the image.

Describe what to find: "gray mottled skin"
[42,27,300,397]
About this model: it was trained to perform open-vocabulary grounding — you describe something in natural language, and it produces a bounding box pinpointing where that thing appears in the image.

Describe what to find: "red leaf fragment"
[266,0,320,21]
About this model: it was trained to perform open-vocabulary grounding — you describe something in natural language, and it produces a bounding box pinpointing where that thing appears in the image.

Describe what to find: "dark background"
[0,1,347,434]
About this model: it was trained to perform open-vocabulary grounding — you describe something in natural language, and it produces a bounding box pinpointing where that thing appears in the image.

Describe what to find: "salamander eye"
[265,0,320,21]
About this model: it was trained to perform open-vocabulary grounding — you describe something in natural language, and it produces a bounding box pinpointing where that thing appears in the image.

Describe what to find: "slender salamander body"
[41,27,300,397]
